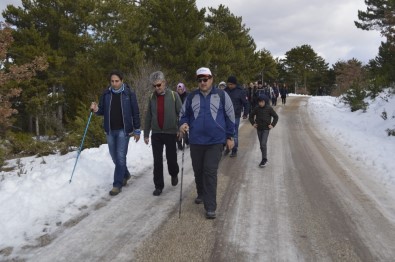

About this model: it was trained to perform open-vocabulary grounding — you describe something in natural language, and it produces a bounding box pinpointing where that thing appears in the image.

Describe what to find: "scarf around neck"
[111,83,125,94]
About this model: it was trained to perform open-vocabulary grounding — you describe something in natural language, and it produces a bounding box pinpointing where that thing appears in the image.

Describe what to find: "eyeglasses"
[197,77,211,83]
[153,83,162,88]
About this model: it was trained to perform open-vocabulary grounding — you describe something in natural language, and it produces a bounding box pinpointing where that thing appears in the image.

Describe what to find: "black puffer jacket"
[249,95,278,130]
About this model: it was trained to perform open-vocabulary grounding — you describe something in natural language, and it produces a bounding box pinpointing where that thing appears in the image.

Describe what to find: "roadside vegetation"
[0,0,394,167]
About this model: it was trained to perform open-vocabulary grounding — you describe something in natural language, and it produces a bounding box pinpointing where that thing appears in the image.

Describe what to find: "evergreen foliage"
[141,0,206,85]
[204,5,257,83]
[256,49,278,84]
[63,101,106,152]
[281,44,329,94]
[0,0,393,157]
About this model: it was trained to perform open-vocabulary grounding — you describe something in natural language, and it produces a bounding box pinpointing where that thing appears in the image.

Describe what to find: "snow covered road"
[9,96,395,261]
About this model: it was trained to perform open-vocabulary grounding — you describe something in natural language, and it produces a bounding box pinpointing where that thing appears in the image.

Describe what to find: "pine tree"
[141,0,206,85]
[355,0,395,87]
[355,0,395,47]
[256,49,278,83]
[204,4,257,83]
[282,44,329,94]
[0,23,48,136]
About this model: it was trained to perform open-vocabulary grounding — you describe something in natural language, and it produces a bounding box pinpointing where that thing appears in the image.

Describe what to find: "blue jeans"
[106,129,130,188]
[232,118,240,153]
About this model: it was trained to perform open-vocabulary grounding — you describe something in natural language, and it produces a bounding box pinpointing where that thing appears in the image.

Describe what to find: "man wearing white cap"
[179,67,235,219]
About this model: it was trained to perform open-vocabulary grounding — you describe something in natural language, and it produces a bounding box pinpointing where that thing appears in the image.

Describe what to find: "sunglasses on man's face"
[197,77,211,83]
[153,83,162,88]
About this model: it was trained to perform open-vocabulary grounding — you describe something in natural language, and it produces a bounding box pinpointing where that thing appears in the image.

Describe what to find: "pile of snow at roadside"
[0,141,152,252]
[307,89,395,190]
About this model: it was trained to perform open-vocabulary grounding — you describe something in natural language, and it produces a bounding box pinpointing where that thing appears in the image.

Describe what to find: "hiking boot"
[205,211,216,219]
[259,160,267,168]
[123,174,132,186]
[229,151,237,157]
[109,187,121,196]
[153,188,162,196]
[171,175,178,186]
[194,196,203,204]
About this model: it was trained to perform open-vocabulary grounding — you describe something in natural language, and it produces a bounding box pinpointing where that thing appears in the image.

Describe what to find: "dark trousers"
[190,144,223,212]
[281,95,286,104]
[151,133,179,190]
[257,130,270,161]
[272,96,278,106]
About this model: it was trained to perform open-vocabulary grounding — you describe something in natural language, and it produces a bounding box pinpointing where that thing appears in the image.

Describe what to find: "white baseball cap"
[196,67,212,77]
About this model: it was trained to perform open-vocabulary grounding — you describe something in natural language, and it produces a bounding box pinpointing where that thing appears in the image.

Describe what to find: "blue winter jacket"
[96,84,141,134]
[224,85,249,118]
[179,88,235,145]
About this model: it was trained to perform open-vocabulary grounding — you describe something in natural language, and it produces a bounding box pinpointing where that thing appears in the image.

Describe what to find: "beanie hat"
[177,82,186,92]
[218,81,226,87]
[227,76,237,85]
[258,94,269,103]
[196,67,212,77]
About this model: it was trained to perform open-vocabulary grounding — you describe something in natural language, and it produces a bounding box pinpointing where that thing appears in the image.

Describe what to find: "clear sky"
[1,0,384,66]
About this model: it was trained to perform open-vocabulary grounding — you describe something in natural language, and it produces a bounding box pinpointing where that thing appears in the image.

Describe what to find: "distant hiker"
[224,75,249,157]
[144,71,182,196]
[254,80,264,106]
[263,82,274,103]
[176,82,189,150]
[218,81,226,89]
[272,82,279,106]
[249,95,278,168]
[280,83,288,105]
[179,67,235,219]
[247,82,255,113]
[90,70,141,196]
[317,86,324,96]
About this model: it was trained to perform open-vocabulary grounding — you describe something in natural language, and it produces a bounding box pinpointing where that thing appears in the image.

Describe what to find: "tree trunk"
[58,104,63,129]
[29,115,33,133]
[35,115,40,141]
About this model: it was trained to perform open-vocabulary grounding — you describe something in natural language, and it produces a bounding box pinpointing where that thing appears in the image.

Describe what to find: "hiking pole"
[69,111,93,183]
[178,136,186,218]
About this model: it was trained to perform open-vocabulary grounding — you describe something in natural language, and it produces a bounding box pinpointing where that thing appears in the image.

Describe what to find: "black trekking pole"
[178,136,186,218]
[69,111,93,183]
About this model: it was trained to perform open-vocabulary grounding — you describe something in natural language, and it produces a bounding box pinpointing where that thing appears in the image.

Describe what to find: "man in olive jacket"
[144,71,182,196]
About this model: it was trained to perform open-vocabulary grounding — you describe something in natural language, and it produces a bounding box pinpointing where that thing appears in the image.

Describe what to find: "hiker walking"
[249,95,278,167]
[224,76,249,157]
[280,83,288,105]
[144,71,182,196]
[90,70,141,196]
[272,83,279,106]
[176,82,189,150]
[179,67,235,219]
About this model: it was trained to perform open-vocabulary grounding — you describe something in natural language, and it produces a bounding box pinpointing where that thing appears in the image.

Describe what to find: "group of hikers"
[90,67,281,219]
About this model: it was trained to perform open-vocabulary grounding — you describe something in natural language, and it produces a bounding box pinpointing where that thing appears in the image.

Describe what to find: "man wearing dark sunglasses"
[179,67,235,219]
[144,71,182,196]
